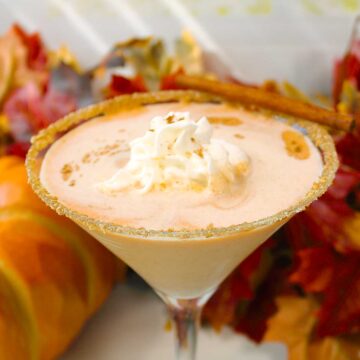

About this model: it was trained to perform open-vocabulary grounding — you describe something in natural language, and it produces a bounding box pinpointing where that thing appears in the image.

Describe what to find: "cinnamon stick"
[175,75,355,132]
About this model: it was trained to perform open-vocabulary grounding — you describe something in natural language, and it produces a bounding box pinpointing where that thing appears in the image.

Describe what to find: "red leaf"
[234,266,280,342]
[326,166,360,200]
[284,215,310,251]
[290,245,360,337]
[160,70,184,90]
[202,255,256,331]
[333,40,360,105]
[4,83,76,143]
[289,166,360,253]
[316,253,360,337]
[4,84,40,142]
[290,247,335,293]
[6,141,30,158]
[105,75,147,98]
[12,24,47,71]
[336,133,360,171]
[203,240,276,337]
[231,234,296,343]
[31,87,77,127]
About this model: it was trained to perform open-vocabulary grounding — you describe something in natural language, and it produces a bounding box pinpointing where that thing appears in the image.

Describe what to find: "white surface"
[0,0,357,94]
[62,282,287,360]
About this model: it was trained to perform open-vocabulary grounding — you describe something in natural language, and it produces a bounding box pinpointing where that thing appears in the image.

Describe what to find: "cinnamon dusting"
[165,114,175,124]
[82,153,91,163]
[282,130,310,160]
[208,116,242,126]
[81,142,129,164]
[61,163,73,181]
[194,148,204,158]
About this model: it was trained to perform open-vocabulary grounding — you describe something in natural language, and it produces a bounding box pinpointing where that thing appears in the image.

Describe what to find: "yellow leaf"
[265,296,356,360]
[308,338,352,360]
[48,44,82,73]
[174,30,203,75]
[0,42,15,105]
[342,213,360,250]
[0,114,10,133]
[282,81,312,103]
[337,80,360,114]
[0,114,10,157]
[0,27,47,98]
[265,296,317,360]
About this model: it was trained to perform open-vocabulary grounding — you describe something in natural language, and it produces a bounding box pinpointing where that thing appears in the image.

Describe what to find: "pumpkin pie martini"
[26,91,338,360]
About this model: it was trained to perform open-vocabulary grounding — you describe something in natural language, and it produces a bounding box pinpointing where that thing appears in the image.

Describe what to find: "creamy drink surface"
[40,102,323,231]
[39,100,326,298]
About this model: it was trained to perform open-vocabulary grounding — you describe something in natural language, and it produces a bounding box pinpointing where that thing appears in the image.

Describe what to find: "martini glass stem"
[159,291,215,360]
[171,301,201,360]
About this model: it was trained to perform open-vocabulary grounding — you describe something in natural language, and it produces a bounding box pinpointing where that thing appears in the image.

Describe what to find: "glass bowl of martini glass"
[26,90,338,360]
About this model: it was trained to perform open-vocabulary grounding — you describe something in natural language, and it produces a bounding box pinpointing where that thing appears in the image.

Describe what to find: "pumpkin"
[0,156,120,360]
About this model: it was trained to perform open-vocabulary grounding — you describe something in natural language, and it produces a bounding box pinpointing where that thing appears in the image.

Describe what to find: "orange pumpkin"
[0,156,120,360]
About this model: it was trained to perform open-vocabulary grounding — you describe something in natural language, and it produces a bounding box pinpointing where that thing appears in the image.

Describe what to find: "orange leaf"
[290,248,335,293]
[0,25,47,96]
[265,296,355,360]
[265,296,318,359]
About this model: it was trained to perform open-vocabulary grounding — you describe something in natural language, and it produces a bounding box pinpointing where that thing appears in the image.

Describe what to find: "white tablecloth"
[62,281,286,360]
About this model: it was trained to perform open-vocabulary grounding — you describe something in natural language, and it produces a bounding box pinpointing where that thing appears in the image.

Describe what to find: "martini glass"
[26,91,338,360]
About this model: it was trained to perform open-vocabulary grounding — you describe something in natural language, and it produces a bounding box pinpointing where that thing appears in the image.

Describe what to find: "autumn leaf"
[290,246,360,337]
[333,38,360,106]
[174,31,203,75]
[265,296,318,359]
[4,83,76,144]
[289,247,335,293]
[0,24,48,101]
[292,166,360,253]
[104,75,147,98]
[49,63,93,108]
[5,142,30,158]
[316,253,360,337]
[11,24,47,71]
[342,213,360,249]
[203,241,269,330]
[336,133,360,171]
[233,262,281,342]
[48,45,82,73]
[265,296,358,360]
[0,41,15,105]
[203,239,285,341]
[203,245,261,331]
[106,38,171,91]
[160,69,185,90]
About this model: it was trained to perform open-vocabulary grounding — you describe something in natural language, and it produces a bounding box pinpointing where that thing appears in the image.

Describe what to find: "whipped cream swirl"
[98,112,250,193]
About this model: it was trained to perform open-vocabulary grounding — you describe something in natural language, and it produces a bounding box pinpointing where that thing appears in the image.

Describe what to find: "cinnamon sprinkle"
[82,153,91,163]
[208,116,242,126]
[165,114,175,124]
[194,147,204,158]
[234,133,245,139]
[61,163,73,181]
[282,130,310,160]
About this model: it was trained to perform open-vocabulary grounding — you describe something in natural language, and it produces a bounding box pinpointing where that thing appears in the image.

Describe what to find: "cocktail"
[26,90,338,359]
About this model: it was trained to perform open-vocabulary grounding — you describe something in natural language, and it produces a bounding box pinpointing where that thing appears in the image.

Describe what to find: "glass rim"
[26,90,339,240]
